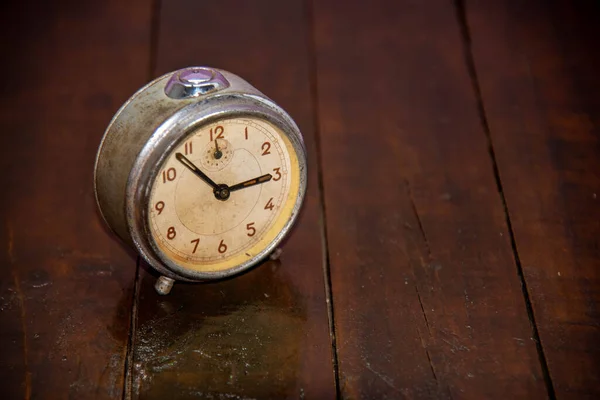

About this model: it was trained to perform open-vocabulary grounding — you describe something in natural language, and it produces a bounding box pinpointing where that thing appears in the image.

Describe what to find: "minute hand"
[229,174,273,192]
[175,153,218,189]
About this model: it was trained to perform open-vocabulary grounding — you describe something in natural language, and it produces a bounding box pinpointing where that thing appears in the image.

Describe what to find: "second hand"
[214,139,223,159]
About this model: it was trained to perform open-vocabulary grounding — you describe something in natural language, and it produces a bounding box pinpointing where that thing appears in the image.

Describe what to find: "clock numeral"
[191,238,200,253]
[184,141,193,155]
[155,201,165,215]
[167,226,176,240]
[264,197,275,211]
[162,167,176,183]
[261,142,271,156]
[210,126,224,141]
[244,127,249,140]
[218,239,227,254]
[246,222,256,237]
[273,167,282,181]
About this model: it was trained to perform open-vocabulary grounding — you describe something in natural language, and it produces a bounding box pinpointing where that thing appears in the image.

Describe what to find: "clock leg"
[155,276,175,295]
[269,248,283,261]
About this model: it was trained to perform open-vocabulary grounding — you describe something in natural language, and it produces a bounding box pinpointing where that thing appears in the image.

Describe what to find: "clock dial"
[148,117,300,273]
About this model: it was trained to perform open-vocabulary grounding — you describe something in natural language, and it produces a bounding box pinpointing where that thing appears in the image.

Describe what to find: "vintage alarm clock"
[94,67,307,294]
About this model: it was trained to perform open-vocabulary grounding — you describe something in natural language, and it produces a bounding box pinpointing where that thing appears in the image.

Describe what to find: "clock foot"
[269,248,283,261]
[155,276,174,295]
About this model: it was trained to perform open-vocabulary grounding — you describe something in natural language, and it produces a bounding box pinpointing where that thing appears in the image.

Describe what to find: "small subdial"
[201,138,234,171]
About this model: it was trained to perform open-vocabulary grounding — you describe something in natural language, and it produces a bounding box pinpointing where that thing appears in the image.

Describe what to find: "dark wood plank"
[0,1,152,397]
[466,0,600,397]
[129,1,336,398]
[312,0,548,398]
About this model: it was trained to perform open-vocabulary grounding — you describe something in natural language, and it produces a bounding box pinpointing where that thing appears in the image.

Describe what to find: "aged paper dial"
[148,117,300,273]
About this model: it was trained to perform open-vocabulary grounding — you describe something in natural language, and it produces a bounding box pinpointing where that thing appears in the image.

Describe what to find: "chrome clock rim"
[126,94,307,281]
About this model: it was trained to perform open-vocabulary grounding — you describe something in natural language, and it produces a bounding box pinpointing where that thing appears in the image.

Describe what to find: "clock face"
[147,117,301,273]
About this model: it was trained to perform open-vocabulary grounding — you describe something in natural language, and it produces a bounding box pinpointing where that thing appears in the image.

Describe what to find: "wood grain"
[311,0,548,398]
[0,0,152,397]
[128,1,336,398]
[1,1,597,398]
[466,0,600,397]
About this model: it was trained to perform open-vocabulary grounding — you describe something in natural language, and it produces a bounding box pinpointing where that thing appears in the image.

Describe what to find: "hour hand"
[175,153,218,189]
[229,174,272,192]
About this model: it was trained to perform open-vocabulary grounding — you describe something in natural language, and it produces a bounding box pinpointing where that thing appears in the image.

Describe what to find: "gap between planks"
[453,0,556,398]
[304,0,342,398]
[123,0,162,398]
[122,257,142,400]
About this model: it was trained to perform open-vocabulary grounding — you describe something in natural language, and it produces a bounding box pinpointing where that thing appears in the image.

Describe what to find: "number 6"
[218,239,227,253]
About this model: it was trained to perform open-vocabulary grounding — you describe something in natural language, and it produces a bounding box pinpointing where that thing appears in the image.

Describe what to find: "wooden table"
[1,0,598,398]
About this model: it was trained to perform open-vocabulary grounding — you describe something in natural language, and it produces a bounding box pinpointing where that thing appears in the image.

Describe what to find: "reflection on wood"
[132,262,306,399]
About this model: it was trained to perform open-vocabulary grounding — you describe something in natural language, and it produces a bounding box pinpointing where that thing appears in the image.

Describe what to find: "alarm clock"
[94,67,307,294]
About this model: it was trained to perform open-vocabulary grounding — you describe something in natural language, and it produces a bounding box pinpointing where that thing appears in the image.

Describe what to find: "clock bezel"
[125,94,307,281]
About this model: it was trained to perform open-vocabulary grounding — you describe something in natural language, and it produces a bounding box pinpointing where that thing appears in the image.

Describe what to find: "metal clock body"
[94,67,307,294]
